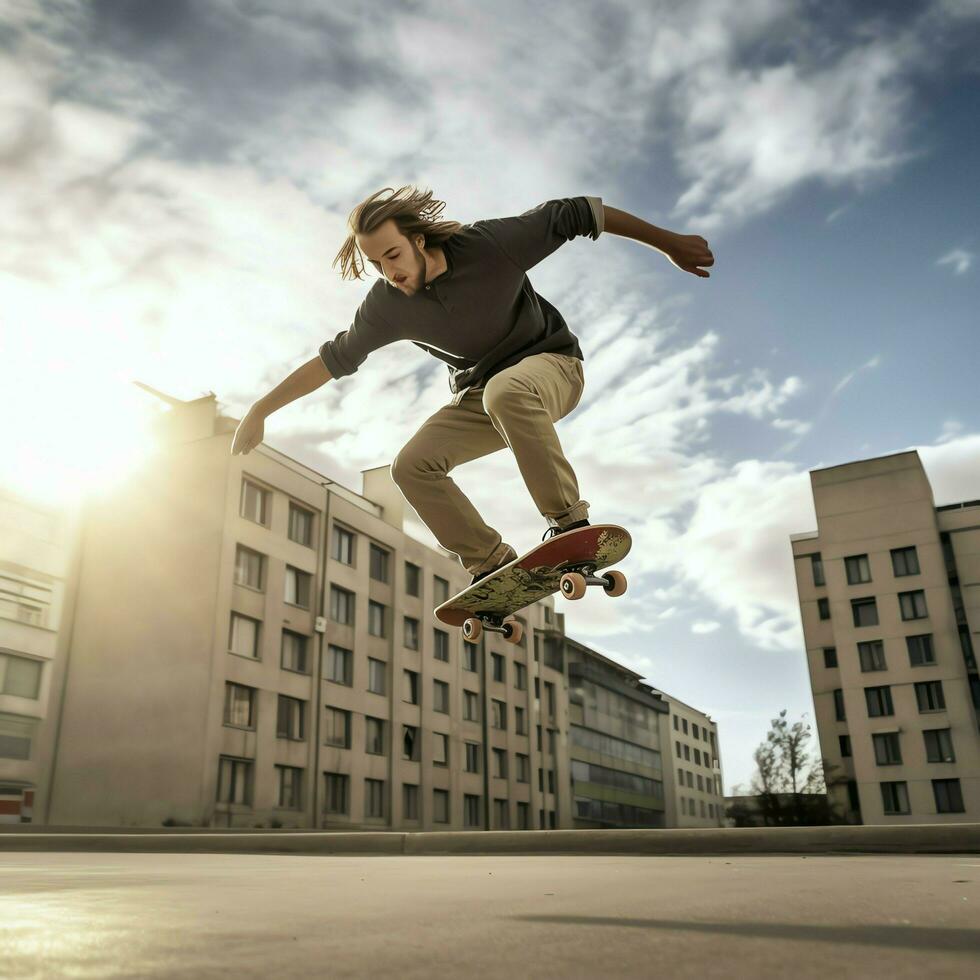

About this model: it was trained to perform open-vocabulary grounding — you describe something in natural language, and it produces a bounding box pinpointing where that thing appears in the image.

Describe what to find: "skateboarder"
[231,186,713,586]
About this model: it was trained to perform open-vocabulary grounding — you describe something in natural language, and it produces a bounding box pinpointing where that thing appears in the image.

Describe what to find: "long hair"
[333,185,464,281]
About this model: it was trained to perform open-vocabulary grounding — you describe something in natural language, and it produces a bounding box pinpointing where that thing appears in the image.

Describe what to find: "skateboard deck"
[434,524,631,635]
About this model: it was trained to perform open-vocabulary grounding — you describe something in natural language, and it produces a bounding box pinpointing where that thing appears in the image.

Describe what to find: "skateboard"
[434,524,631,644]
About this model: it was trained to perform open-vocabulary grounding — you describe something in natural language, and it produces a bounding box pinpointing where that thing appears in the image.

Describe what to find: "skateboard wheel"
[559,572,587,600]
[462,617,483,640]
[602,569,627,597]
[502,616,523,644]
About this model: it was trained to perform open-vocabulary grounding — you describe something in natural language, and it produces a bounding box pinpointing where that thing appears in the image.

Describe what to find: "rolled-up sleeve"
[319,286,395,380]
[475,196,603,272]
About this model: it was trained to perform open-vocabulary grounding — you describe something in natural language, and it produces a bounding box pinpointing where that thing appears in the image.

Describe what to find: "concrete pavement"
[1,851,978,979]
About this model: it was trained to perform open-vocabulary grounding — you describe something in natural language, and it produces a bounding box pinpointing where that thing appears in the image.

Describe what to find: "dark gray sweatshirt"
[319,195,604,406]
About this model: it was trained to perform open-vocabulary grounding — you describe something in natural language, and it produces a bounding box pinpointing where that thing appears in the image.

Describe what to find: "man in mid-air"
[232,186,713,586]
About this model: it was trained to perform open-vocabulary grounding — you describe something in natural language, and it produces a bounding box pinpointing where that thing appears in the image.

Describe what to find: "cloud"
[936,248,974,275]
[691,620,721,634]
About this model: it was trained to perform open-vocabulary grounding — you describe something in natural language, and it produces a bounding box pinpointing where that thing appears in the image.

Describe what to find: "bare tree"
[729,709,850,826]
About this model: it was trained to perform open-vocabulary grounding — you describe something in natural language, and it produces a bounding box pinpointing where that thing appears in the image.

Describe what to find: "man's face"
[357,218,425,294]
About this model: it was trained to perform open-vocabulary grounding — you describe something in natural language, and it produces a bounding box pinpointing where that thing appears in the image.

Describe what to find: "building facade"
[791,450,979,824]
[0,487,80,824]
[6,392,725,831]
[565,640,669,828]
[659,695,725,826]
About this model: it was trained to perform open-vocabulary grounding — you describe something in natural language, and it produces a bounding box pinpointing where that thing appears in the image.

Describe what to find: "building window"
[327,645,352,686]
[493,747,508,778]
[463,690,479,722]
[915,680,946,712]
[403,783,419,820]
[403,669,419,705]
[402,725,420,762]
[405,562,421,597]
[365,717,385,755]
[331,525,355,565]
[823,647,838,668]
[325,772,348,814]
[898,590,928,621]
[465,742,480,773]
[844,554,871,584]
[880,781,909,815]
[494,798,510,829]
[223,682,255,729]
[906,634,936,666]
[872,732,902,765]
[281,629,309,673]
[923,728,955,763]
[464,642,478,672]
[433,679,449,714]
[834,689,846,721]
[240,479,269,525]
[234,545,265,590]
[433,629,449,662]
[433,576,449,606]
[284,565,312,609]
[329,586,354,626]
[517,754,529,782]
[287,502,314,547]
[370,544,390,583]
[858,640,887,672]
[368,658,386,695]
[433,732,448,767]
[891,546,919,577]
[492,699,507,730]
[404,616,419,650]
[818,597,831,620]
[464,793,481,828]
[933,779,965,813]
[275,765,303,809]
[839,734,851,757]
[217,756,252,805]
[514,662,526,690]
[492,652,505,683]
[851,597,878,628]
[229,613,260,659]
[864,686,894,718]
[364,778,385,818]
[811,553,825,587]
[276,695,305,740]
[433,788,449,822]
[0,653,42,699]
[368,600,386,638]
[324,707,350,748]
[515,706,526,735]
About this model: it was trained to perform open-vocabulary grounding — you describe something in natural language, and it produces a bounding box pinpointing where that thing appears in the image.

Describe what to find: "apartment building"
[791,450,979,824]
[564,638,669,828]
[38,392,576,829]
[0,487,80,824]
[658,695,725,826]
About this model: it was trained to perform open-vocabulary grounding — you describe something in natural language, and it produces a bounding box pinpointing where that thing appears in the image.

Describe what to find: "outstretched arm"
[603,204,715,278]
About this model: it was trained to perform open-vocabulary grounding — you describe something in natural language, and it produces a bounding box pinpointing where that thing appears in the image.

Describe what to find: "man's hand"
[664,234,714,278]
[231,406,266,456]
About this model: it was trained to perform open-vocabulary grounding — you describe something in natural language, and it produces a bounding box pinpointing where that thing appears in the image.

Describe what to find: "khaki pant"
[391,351,590,576]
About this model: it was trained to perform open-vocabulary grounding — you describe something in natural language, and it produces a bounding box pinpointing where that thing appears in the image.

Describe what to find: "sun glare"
[0,373,161,508]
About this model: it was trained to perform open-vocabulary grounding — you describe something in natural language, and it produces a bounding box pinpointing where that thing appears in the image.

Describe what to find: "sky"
[1,0,978,796]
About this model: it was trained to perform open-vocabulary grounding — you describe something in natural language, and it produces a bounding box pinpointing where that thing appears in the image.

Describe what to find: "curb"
[1,823,978,856]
